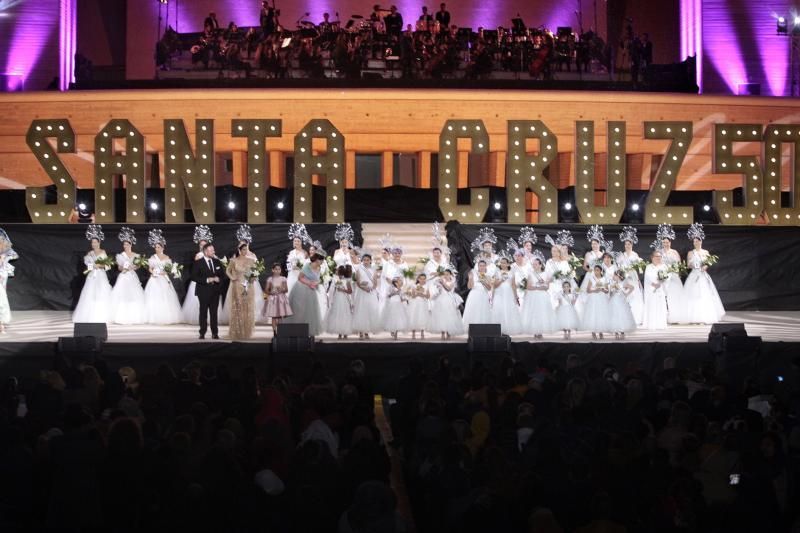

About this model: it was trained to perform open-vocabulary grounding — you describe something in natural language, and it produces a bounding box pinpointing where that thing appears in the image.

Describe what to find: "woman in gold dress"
[226,242,256,340]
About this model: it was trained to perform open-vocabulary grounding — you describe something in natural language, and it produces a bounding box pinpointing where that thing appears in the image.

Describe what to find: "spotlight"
[228,201,236,210]
[563,202,572,211]
[78,203,87,211]
[703,204,711,212]
[277,201,285,210]
[795,15,800,26]
[631,203,640,212]
[493,202,502,211]
[778,16,788,34]
[149,202,159,211]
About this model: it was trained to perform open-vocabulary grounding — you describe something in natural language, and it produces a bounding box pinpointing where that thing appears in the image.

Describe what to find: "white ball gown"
[72,251,112,323]
[381,287,409,334]
[642,264,669,330]
[581,274,612,333]
[684,249,725,324]
[285,263,324,336]
[110,252,146,325]
[428,278,464,336]
[0,259,13,326]
[491,270,522,335]
[325,276,354,336]
[662,249,687,324]
[555,291,580,332]
[333,248,352,268]
[577,250,604,312]
[511,261,532,309]
[462,270,493,329]
[520,272,556,335]
[286,248,308,294]
[615,251,644,324]
[181,251,204,324]
[143,255,182,325]
[545,258,576,306]
[406,285,431,332]
[352,264,381,334]
[608,281,637,334]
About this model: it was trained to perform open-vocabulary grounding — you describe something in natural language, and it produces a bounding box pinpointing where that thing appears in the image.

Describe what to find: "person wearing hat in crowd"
[73,224,112,324]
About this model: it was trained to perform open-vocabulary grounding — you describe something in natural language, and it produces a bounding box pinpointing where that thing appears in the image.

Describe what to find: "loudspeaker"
[272,323,314,352]
[467,323,509,353]
[57,336,104,353]
[708,323,747,353]
[277,323,309,337]
[468,324,501,337]
[74,322,108,342]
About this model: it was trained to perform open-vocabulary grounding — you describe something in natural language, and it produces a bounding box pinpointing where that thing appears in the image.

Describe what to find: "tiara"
[470,227,497,253]
[235,224,253,244]
[519,226,537,246]
[544,229,574,248]
[288,223,309,243]
[377,232,394,252]
[530,249,546,265]
[118,226,137,245]
[148,228,166,248]
[193,225,213,244]
[687,223,706,242]
[431,222,445,250]
[85,224,104,242]
[334,223,355,243]
[586,224,605,244]
[618,226,638,244]
[310,240,323,251]
[650,223,676,250]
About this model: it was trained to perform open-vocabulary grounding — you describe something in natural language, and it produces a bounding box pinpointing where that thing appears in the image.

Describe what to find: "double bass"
[528,31,553,78]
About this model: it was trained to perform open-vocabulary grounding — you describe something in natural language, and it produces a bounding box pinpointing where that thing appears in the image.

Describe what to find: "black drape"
[3,223,361,311]
[445,222,800,311]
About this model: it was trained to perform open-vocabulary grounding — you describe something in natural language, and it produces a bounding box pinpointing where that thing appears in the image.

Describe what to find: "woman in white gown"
[352,253,381,339]
[491,256,522,335]
[653,224,687,324]
[429,269,463,339]
[511,249,532,307]
[333,223,355,268]
[285,253,325,336]
[181,225,214,325]
[110,227,146,325]
[472,228,499,278]
[642,251,669,330]
[518,226,538,266]
[579,226,606,294]
[462,259,493,329]
[545,244,575,305]
[520,254,556,338]
[286,223,309,294]
[220,225,265,325]
[684,223,725,324]
[73,225,112,324]
[306,240,330,322]
[615,227,644,325]
[0,229,17,334]
[143,229,182,325]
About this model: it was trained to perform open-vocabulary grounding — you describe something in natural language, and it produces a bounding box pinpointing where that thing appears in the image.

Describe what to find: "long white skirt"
[182,281,224,325]
[664,273,687,324]
[625,274,645,325]
[325,292,353,335]
[581,292,611,332]
[555,303,580,331]
[642,288,668,330]
[110,271,146,325]
[684,269,726,324]
[608,293,637,333]
[73,271,112,323]
[316,284,328,323]
[429,294,464,336]
[143,275,182,325]
[285,283,323,336]
[407,297,430,331]
[520,290,556,335]
[462,287,492,329]
[352,288,381,334]
[0,284,9,324]
[381,298,409,333]
[287,269,300,294]
[491,283,522,335]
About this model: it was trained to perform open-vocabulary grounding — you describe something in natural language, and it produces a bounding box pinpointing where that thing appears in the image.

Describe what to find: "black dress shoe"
[212,334,220,339]
[199,334,205,339]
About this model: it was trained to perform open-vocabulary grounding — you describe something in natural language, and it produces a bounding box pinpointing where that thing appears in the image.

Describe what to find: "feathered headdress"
[519,226,538,246]
[148,228,166,248]
[586,225,605,245]
[118,226,137,245]
[85,224,104,242]
[544,229,574,249]
[495,249,514,265]
[687,223,706,242]
[287,223,309,243]
[378,232,394,252]
[530,249,547,266]
[193,225,213,244]
[309,240,324,252]
[0,228,18,261]
[505,238,525,258]
[650,223,676,250]
[334,223,355,243]
[471,227,497,253]
[235,224,253,245]
[618,226,638,245]
[431,222,445,251]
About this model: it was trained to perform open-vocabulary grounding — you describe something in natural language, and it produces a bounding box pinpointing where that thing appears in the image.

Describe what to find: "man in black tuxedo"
[191,243,225,339]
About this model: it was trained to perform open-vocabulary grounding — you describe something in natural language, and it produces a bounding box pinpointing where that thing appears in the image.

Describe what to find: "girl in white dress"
[545,244,576,305]
[555,282,579,339]
[642,251,669,330]
[582,265,612,339]
[491,257,522,335]
[684,223,725,324]
[110,227,146,325]
[463,259,493,329]
[615,227,644,325]
[181,225,214,325]
[352,253,381,339]
[325,265,354,339]
[286,223,309,294]
[0,229,16,334]
[423,247,447,294]
[285,254,325,336]
[73,225,113,324]
[381,277,409,339]
[520,254,556,339]
[143,229,182,325]
[407,273,431,339]
[652,224,686,324]
[608,270,637,338]
[429,269,464,339]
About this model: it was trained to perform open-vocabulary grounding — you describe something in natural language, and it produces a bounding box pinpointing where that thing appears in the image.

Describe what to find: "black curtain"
[4,223,361,311]
[445,222,800,311]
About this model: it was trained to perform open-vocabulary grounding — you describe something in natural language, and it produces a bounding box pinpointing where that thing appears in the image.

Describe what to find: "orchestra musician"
[418,7,433,32]
[435,3,451,27]
[260,0,277,37]
[384,5,403,38]
[204,12,219,31]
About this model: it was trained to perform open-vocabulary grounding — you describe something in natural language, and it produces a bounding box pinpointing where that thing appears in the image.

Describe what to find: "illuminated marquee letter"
[505,120,558,224]
[163,119,215,224]
[232,119,282,223]
[25,119,76,223]
[644,121,693,223]
[439,120,489,223]
[575,121,626,223]
[763,125,800,225]
[293,119,345,223]
[94,119,146,223]
[712,124,763,224]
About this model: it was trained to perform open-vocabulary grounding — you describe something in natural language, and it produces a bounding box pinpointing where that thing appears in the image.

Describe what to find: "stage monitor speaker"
[708,323,748,353]
[272,323,314,353]
[57,336,104,354]
[277,323,309,337]
[467,323,509,353]
[468,324,501,337]
[74,322,108,342]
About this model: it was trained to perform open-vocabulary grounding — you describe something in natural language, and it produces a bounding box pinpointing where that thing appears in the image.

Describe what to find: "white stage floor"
[3,310,799,344]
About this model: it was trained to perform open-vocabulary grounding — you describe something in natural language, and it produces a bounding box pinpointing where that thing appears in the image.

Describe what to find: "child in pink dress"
[263,263,293,334]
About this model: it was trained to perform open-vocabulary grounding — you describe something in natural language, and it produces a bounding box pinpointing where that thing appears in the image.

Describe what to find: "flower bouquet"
[567,253,583,273]
[401,267,417,281]
[294,259,304,270]
[167,262,184,280]
[248,258,266,282]
[701,254,719,268]
[85,255,116,275]
[417,255,430,266]
[626,259,648,275]
[657,269,670,282]
[325,256,336,273]
[517,278,528,291]
[552,269,574,282]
